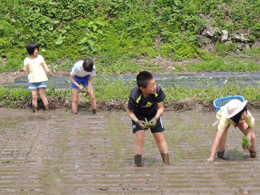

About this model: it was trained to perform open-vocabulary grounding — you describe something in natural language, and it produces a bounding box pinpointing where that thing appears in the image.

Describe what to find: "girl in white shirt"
[20,42,51,112]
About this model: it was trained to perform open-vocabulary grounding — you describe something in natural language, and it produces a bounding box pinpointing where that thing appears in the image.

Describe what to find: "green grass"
[1,74,260,108]
[1,0,260,72]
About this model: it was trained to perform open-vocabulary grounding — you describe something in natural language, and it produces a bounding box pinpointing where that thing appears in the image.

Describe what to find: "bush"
[0,0,260,72]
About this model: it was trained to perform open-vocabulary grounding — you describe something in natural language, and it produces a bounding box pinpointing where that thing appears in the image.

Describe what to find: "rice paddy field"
[0,108,260,194]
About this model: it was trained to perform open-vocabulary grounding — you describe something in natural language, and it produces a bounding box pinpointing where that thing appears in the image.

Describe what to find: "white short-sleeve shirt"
[70,60,96,77]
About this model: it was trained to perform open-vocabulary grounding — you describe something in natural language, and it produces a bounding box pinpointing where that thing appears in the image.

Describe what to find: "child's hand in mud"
[206,157,214,163]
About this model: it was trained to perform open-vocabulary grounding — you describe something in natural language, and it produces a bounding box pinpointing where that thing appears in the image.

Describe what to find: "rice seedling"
[242,136,250,151]
[144,118,153,128]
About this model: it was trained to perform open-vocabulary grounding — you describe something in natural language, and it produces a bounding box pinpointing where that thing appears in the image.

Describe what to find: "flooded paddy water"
[0,108,260,194]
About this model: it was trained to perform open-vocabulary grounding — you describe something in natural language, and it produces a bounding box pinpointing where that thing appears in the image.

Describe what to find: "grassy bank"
[1,0,260,109]
[2,45,260,76]
[1,0,260,74]
[1,76,260,110]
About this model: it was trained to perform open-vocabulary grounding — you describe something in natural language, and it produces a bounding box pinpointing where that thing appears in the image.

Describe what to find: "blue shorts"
[71,75,90,89]
[28,82,47,90]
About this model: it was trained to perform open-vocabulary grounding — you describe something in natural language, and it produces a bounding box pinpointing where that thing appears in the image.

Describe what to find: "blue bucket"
[213,95,245,112]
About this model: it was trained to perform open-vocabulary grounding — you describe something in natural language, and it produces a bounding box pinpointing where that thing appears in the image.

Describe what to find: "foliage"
[0,0,260,73]
[186,55,260,72]
[1,74,260,109]
[216,42,238,57]
[0,87,31,108]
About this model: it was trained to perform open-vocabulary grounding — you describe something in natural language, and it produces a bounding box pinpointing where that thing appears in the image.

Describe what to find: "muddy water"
[0,108,260,194]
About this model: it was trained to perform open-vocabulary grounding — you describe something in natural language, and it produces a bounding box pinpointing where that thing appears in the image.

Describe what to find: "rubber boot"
[92,109,97,114]
[249,150,256,158]
[45,104,50,111]
[134,154,142,167]
[160,153,169,165]
[33,105,37,113]
[72,109,77,114]
[217,150,225,159]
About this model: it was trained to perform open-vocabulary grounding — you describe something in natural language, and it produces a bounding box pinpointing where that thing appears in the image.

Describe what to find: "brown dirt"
[0,94,217,113]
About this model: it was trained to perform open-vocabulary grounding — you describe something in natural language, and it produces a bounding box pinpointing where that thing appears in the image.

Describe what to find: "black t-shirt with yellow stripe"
[127,85,166,115]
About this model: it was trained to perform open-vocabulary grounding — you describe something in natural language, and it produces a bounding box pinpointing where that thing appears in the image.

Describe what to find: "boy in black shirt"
[127,71,169,167]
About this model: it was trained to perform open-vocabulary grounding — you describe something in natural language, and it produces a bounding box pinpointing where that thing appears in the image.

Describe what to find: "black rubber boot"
[161,153,169,165]
[71,109,77,114]
[92,109,97,114]
[217,151,225,159]
[134,154,142,167]
[33,105,37,113]
[249,150,256,158]
[45,104,50,111]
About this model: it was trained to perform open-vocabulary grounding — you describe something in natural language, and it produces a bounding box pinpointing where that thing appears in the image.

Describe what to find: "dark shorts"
[132,112,165,133]
[71,74,90,89]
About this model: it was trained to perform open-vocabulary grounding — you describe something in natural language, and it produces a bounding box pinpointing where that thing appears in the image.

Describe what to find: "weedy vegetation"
[0,0,260,75]
[1,73,260,108]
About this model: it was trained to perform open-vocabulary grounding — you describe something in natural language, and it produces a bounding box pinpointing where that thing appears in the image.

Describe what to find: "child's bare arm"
[155,102,164,119]
[70,75,83,90]
[127,109,137,121]
[127,109,147,129]
[41,62,51,74]
[246,127,253,145]
[19,64,28,72]
[87,76,93,93]
[149,102,164,128]
[207,130,223,162]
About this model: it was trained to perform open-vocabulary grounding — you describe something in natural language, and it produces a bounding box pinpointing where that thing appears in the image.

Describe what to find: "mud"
[0,108,260,194]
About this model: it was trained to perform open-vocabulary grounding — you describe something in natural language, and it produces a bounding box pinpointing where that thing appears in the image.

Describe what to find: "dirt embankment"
[4,95,259,113]
[0,94,216,112]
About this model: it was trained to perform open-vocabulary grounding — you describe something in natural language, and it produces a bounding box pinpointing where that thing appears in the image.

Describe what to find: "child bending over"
[207,99,256,162]
[70,58,96,114]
